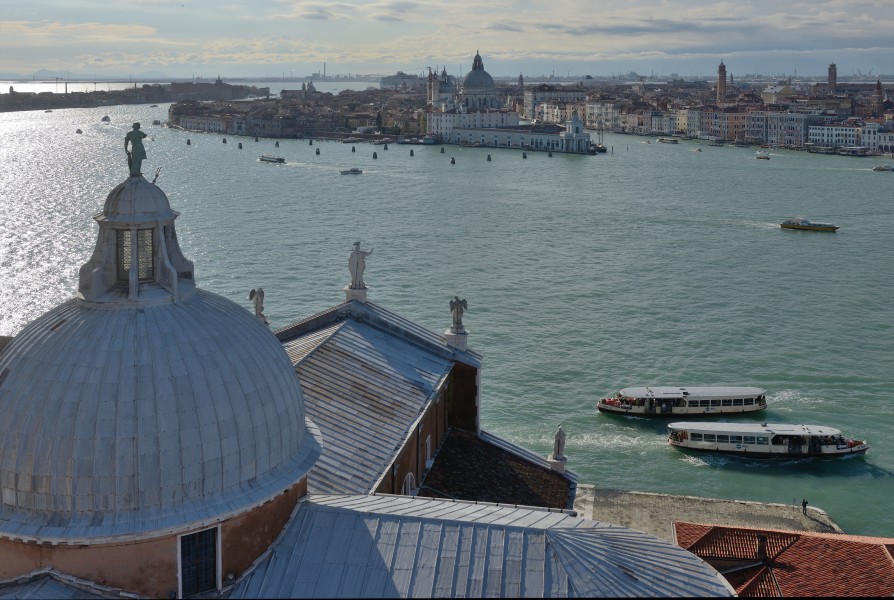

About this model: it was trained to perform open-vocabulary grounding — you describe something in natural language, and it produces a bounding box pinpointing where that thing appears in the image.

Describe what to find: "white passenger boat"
[597,386,767,417]
[667,422,869,458]
[259,154,285,163]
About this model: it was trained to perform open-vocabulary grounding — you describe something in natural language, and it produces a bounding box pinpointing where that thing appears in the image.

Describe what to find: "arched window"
[117,228,154,282]
[401,472,416,496]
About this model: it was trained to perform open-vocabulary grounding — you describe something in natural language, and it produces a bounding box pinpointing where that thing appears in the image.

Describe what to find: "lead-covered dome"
[0,176,319,541]
[462,51,495,91]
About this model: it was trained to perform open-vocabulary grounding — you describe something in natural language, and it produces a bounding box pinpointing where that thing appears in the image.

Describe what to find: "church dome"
[0,175,319,542]
[462,52,495,91]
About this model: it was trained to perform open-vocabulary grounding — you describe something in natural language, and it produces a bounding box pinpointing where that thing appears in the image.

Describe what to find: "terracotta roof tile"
[675,522,894,597]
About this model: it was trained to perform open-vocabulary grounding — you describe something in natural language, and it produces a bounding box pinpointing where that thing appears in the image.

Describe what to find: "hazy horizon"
[4,1,893,81]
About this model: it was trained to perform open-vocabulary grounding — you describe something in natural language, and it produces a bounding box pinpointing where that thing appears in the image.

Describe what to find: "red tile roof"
[675,522,894,597]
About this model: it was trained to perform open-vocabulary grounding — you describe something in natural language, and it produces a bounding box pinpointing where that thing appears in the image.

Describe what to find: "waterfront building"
[427,109,520,139]
[446,112,592,153]
[745,111,825,146]
[584,99,625,131]
[699,109,747,141]
[808,122,862,148]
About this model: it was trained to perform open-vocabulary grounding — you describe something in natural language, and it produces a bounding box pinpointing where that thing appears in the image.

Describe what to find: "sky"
[2,0,893,80]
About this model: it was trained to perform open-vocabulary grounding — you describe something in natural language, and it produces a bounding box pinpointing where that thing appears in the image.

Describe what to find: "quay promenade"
[573,485,842,543]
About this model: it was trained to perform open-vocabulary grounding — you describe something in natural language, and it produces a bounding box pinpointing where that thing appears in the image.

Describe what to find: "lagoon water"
[1,104,892,536]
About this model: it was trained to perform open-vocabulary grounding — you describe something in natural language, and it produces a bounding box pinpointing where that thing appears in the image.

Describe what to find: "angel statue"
[449,296,467,333]
[249,288,268,324]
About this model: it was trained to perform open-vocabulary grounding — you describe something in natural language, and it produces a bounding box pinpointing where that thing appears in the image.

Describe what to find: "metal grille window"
[116,229,154,282]
[181,528,217,597]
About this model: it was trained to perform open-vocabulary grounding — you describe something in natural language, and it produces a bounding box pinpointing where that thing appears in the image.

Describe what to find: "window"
[710,399,721,406]
[401,472,416,496]
[716,435,729,443]
[733,398,743,406]
[730,436,743,443]
[181,528,217,597]
[703,434,716,442]
[721,399,732,406]
[699,400,710,407]
[756,436,769,445]
[744,398,754,405]
[743,436,756,444]
[425,435,432,469]
[690,433,703,441]
[116,228,154,282]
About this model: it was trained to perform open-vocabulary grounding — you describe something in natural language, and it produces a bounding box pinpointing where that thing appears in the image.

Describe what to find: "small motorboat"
[871,164,892,172]
[101,115,110,122]
[340,168,362,175]
[259,154,285,163]
[780,218,838,232]
[75,129,83,134]
[755,150,770,159]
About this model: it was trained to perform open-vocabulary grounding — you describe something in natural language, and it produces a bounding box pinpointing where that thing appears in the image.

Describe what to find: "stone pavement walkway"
[573,484,842,543]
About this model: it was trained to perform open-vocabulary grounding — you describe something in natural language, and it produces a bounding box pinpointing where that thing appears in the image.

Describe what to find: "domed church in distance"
[0,151,735,597]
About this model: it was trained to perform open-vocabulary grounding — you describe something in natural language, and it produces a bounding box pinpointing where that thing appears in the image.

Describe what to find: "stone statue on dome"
[124,122,147,176]
[449,296,467,333]
[348,242,372,289]
[249,287,268,324]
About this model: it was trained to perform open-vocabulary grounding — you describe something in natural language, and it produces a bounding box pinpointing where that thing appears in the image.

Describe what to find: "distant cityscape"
[4,55,893,156]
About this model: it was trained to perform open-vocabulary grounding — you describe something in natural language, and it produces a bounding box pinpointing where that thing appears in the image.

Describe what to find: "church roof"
[277,301,477,495]
[417,429,575,509]
[228,494,736,598]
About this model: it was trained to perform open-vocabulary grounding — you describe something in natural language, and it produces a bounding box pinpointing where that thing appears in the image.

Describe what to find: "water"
[1,105,892,536]
[0,79,377,96]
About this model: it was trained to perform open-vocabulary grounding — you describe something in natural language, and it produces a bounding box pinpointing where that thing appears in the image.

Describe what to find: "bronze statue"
[125,122,147,176]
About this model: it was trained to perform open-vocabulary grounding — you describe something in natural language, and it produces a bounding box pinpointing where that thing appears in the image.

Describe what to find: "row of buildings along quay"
[161,55,894,155]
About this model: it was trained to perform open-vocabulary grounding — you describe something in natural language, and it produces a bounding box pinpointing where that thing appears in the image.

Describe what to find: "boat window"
[756,436,769,445]
[690,433,703,441]
[721,399,732,406]
[699,400,710,407]
[744,398,754,405]
[703,434,716,442]
[730,436,743,443]
[710,399,721,406]
[743,436,756,444]
[716,434,729,443]
[733,398,743,406]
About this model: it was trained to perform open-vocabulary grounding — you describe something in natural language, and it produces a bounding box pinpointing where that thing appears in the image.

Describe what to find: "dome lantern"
[78,175,195,305]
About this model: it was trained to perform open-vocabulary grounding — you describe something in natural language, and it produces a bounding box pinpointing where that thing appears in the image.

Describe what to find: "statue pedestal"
[444,329,468,351]
[547,454,567,474]
[344,286,368,303]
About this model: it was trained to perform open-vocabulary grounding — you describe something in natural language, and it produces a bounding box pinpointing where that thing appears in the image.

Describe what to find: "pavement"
[573,484,842,543]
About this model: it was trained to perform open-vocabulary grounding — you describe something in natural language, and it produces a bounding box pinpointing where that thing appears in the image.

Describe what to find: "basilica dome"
[462,51,495,91]
[0,176,319,542]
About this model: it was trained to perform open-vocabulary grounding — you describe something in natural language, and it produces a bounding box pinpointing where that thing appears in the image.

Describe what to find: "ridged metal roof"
[0,290,320,542]
[229,494,735,598]
[282,317,453,495]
